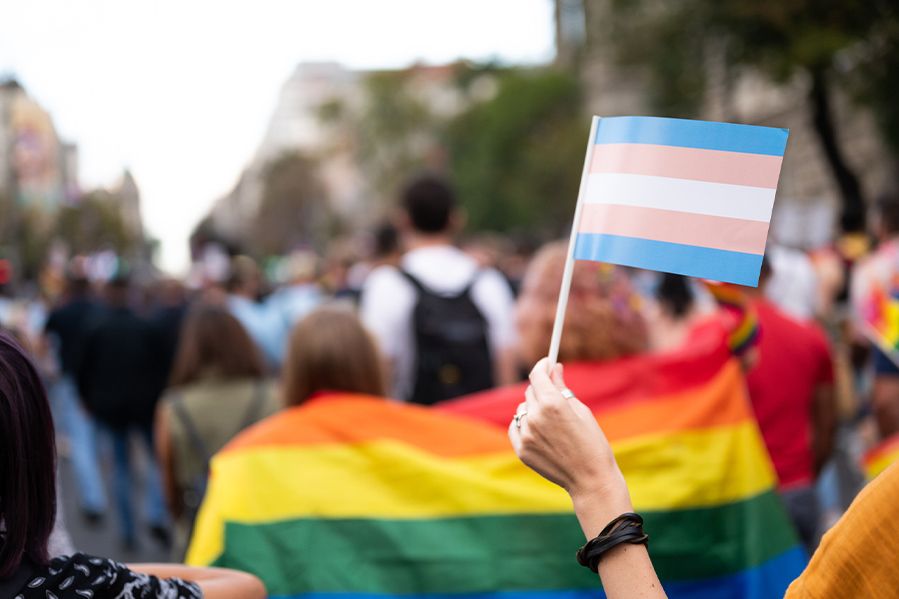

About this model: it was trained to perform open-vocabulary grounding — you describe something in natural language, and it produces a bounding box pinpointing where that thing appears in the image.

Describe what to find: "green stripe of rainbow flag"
[188,324,804,598]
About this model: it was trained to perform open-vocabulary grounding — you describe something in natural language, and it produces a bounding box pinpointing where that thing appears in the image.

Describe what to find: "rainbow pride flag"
[863,433,899,480]
[442,321,806,597]
[187,394,602,598]
[861,280,899,353]
[574,116,788,287]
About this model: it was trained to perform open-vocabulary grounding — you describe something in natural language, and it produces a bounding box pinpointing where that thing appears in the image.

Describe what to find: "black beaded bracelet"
[576,512,649,573]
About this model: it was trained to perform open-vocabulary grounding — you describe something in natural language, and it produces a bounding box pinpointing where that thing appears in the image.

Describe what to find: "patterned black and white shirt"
[12,553,202,598]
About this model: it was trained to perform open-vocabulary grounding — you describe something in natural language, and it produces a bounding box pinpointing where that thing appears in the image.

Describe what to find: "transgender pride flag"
[573,116,789,287]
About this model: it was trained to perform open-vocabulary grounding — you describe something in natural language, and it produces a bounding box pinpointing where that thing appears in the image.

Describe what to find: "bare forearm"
[570,484,666,599]
[127,564,266,599]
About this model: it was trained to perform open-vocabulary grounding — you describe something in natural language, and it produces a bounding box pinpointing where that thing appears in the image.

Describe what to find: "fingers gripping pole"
[548,116,601,371]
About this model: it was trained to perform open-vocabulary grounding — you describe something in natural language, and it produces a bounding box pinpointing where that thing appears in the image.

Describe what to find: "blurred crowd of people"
[2,172,899,593]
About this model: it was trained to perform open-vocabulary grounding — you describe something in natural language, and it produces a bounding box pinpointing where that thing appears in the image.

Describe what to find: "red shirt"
[746,299,834,489]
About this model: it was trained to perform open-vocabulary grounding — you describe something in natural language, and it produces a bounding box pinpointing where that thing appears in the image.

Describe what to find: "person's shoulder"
[474,266,510,286]
[361,264,413,307]
[40,552,126,587]
[363,263,406,289]
[471,267,514,300]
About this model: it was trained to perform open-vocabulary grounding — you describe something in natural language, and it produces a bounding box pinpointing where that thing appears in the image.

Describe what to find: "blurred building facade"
[0,78,76,212]
[202,61,469,254]
[205,63,360,245]
[0,78,150,283]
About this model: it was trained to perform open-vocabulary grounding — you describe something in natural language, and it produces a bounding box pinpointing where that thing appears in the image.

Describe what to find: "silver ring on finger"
[514,411,528,430]
[560,388,576,400]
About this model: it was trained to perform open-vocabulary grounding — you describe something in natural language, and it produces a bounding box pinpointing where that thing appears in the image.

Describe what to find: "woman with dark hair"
[155,304,281,558]
[0,331,265,597]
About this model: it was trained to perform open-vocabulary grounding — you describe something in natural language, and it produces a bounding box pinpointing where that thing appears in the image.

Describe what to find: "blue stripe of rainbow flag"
[276,546,804,599]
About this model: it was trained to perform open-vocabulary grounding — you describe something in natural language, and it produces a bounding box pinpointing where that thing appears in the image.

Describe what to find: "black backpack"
[401,270,494,404]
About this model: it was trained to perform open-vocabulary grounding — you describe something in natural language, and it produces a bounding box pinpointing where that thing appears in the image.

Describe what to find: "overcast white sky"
[0,0,555,272]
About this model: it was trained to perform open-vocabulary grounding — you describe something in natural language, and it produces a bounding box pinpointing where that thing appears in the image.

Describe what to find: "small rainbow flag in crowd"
[862,280,899,353]
[863,433,899,480]
[574,116,789,287]
[443,322,806,597]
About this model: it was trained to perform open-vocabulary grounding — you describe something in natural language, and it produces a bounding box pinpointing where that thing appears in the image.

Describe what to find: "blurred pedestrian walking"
[148,278,189,395]
[361,175,517,403]
[746,261,837,551]
[77,276,170,552]
[851,192,899,438]
[156,304,281,559]
[268,250,325,353]
[226,256,285,370]
[43,274,108,524]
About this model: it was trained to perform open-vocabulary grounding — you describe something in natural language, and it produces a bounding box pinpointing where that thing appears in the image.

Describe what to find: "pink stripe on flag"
[578,203,769,255]
[590,143,783,189]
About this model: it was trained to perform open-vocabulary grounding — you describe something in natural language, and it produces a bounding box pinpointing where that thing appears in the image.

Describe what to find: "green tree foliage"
[318,70,439,210]
[446,69,586,236]
[607,0,899,231]
[251,151,333,256]
[1,190,138,281]
[56,191,135,255]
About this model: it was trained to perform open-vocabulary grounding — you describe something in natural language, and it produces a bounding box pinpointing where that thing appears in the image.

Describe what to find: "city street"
[58,436,170,563]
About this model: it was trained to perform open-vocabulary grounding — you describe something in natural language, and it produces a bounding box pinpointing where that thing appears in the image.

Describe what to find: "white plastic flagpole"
[547,115,601,370]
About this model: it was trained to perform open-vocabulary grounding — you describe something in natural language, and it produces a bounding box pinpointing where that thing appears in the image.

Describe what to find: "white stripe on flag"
[583,173,776,223]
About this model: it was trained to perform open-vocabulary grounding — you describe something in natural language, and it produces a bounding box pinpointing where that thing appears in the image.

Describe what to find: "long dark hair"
[0,332,56,577]
[656,273,695,319]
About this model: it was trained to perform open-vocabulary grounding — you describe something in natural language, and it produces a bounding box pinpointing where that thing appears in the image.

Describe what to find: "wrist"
[569,471,634,539]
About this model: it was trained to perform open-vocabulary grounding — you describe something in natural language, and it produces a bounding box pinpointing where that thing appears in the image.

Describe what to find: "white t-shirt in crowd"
[360,244,517,401]
[765,244,820,321]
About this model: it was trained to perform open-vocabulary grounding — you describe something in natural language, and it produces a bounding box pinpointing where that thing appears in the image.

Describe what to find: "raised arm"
[508,358,667,599]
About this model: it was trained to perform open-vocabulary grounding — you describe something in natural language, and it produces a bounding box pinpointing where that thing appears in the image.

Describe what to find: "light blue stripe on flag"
[574,233,764,286]
[594,116,789,156]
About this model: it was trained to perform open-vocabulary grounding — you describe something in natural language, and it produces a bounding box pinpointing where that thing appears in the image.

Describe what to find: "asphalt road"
[58,435,172,564]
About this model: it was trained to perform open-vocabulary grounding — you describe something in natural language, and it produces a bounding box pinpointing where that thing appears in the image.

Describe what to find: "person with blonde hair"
[281,305,387,404]
[515,241,649,367]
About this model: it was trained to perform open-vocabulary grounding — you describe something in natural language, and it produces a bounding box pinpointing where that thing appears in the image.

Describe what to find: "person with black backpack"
[360,174,517,404]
